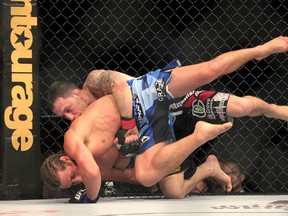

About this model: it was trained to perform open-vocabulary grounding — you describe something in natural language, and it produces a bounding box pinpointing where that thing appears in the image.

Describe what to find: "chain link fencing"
[38,0,288,198]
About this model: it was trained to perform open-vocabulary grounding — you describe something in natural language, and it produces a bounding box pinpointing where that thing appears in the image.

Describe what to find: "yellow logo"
[4,0,37,151]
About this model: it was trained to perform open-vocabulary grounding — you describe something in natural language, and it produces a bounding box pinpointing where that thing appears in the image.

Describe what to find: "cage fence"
[38,0,288,199]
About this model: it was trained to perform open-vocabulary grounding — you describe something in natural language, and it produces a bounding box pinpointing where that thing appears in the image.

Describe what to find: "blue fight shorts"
[127,59,181,154]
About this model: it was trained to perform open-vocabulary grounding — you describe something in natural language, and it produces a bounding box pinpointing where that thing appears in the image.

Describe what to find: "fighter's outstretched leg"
[167,36,288,98]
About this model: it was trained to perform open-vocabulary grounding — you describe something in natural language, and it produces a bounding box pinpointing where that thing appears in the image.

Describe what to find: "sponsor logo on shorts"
[140,136,150,145]
[192,99,206,118]
[155,79,165,101]
[134,95,144,122]
[217,97,227,121]
[205,98,216,120]
[169,91,194,110]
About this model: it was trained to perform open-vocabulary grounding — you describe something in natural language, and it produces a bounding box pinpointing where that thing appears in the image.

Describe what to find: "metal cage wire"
[38,0,288,198]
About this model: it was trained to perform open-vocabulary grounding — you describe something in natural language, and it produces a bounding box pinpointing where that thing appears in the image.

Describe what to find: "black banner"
[0,0,41,199]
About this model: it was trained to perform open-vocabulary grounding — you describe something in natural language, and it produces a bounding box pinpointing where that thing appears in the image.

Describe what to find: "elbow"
[85,165,101,181]
[90,166,101,179]
[112,73,128,91]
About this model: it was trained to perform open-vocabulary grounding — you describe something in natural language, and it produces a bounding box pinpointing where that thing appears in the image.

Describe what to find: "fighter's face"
[57,162,82,189]
[53,95,88,121]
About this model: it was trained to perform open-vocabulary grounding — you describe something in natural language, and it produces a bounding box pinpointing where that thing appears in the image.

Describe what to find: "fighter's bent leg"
[158,170,206,199]
[134,121,233,187]
[158,172,187,199]
[200,155,232,192]
[158,155,231,199]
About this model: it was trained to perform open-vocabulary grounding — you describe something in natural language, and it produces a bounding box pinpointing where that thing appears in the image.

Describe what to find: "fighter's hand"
[124,126,139,143]
[68,188,99,204]
[120,117,139,142]
[115,127,140,157]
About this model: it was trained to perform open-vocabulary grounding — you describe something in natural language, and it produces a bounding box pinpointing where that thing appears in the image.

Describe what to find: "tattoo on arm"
[87,70,118,95]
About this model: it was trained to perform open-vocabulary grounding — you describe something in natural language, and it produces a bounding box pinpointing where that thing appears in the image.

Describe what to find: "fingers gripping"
[115,129,140,157]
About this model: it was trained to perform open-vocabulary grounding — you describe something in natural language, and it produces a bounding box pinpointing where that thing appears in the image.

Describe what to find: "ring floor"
[0,194,287,216]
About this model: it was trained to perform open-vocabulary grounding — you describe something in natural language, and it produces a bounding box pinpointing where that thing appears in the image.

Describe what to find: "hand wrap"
[121,117,136,129]
[68,188,99,204]
[115,128,140,157]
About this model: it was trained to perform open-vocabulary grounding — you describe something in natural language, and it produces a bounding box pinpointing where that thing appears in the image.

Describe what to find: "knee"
[135,170,155,187]
[161,184,187,199]
[163,191,186,199]
[240,96,257,114]
[229,96,256,117]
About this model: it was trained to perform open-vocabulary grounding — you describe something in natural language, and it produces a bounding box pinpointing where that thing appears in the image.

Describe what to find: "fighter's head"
[41,152,82,189]
[48,81,89,121]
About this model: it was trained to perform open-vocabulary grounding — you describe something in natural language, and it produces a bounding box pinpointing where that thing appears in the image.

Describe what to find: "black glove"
[68,188,99,204]
[115,128,140,157]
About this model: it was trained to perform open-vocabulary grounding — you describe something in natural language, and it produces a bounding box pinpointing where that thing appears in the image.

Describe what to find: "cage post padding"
[0,0,41,199]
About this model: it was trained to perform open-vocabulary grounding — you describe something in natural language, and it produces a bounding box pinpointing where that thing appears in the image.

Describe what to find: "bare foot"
[255,36,288,60]
[194,121,233,144]
[204,155,232,192]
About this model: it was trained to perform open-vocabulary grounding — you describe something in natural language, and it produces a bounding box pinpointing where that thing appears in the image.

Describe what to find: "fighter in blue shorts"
[126,63,234,180]
[127,59,234,155]
[127,59,181,154]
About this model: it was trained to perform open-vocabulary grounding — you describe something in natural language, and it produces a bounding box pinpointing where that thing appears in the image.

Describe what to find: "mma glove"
[68,188,99,204]
[116,118,140,157]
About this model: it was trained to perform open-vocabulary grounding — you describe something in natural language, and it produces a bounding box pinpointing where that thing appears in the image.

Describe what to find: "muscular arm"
[85,70,133,119]
[64,130,101,201]
[85,70,139,144]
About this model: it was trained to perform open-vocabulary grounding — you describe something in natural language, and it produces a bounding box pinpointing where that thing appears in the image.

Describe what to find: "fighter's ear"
[72,88,81,96]
[60,155,72,163]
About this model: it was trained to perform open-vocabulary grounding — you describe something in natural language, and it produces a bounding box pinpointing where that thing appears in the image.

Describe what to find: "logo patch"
[140,136,150,145]
[155,79,165,101]
[192,100,206,118]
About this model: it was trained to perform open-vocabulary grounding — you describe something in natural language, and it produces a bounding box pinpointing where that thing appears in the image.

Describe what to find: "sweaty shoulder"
[90,95,116,107]
[84,95,119,117]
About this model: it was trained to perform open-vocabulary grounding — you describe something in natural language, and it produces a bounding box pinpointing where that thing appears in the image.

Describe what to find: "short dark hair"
[47,81,79,110]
